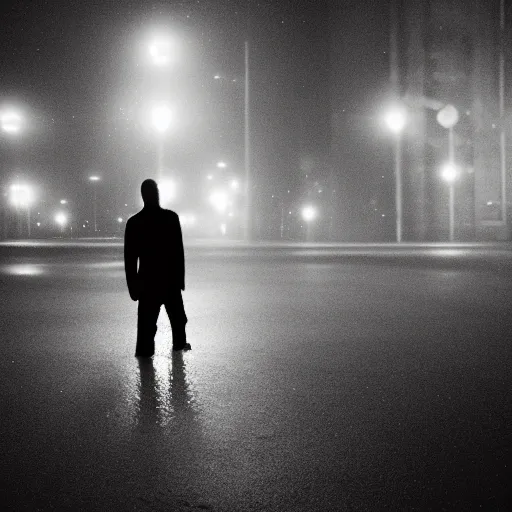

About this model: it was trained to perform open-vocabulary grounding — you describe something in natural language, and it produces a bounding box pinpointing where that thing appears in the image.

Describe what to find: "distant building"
[330,0,511,241]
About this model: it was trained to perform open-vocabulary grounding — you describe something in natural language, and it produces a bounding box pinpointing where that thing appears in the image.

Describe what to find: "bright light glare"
[301,205,317,222]
[209,189,229,213]
[55,212,67,226]
[151,104,173,133]
[441,162,458,182]
[220,223,227,235]
[10,184,34,208]
[230,179,239,190]
[158,178,176,206]
[1,110,23,134]
[179,213,196,227]
[60,199,67,204]
[217,161,227,169]
[117,217,123,223]
[384,107,407,134]
[148,35,177,67]
[89,175,100,182]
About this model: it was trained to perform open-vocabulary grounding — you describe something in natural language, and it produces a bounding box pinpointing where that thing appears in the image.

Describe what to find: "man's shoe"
[172,342,191,352]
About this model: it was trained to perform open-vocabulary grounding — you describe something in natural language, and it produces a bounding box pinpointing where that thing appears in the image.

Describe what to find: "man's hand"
[128,281,140,301]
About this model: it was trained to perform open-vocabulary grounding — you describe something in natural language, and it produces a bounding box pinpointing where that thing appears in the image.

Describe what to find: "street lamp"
[55,212,68,235]
[441,162,459,242]
[301,205,318,241]
[147,32,179,67]
[158,177,176,207]
[9,183,35,237]
[150,103,173,182]
[1,109,24,135]
[89,176,100,233]
[209,189,229,214]
[384,105,407,243]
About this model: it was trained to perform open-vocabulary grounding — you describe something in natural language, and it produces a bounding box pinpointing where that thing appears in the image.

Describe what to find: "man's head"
[141,179,160,207]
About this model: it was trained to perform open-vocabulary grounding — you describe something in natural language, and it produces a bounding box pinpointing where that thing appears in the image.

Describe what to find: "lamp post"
[147,34,178,68]
[150,103,172,183]
[301,205,317,242]
[384,106,407,243]
[55,212,68,236]
[437,105,460,241]
[9,183,34,238]
[441,162,458,241]
[89,176,100,233]
[1,110,24,135]
[1,107,25,239]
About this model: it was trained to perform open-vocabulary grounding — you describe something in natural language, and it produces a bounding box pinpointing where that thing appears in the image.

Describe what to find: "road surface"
[1,239,510,511]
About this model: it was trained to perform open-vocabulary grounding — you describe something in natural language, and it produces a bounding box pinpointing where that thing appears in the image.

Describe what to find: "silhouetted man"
[124,179,190,357]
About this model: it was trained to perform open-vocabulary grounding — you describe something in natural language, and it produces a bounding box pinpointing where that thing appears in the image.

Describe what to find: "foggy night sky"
[0,0,389,219]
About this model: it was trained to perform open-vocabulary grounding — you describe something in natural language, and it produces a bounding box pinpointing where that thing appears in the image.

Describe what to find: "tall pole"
[389,0,399,93]
[27,206,31,238]
[16,204,21,238]
[93,186,97,233]
[395,134,403,243]
[157,138,164,183]
[499,0,507,226]
[244,40,251,242]
[448,126,455,242]
[448,183,455,242]
[390,0,402,243]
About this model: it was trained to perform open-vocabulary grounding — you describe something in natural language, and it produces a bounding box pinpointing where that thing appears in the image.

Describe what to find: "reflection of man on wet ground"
[124,179,191,357]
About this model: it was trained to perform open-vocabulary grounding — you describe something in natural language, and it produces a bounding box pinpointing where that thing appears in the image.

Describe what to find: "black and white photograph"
[0,1,511,510]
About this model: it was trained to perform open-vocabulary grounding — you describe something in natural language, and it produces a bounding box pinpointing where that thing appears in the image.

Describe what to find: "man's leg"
[136,298,161,356]
[163,290,189,350]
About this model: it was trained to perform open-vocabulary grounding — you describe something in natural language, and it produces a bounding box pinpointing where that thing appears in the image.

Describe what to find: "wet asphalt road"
[1,239,511,511]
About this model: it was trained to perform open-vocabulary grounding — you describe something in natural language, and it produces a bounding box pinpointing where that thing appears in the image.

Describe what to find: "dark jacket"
[124,206,185,300]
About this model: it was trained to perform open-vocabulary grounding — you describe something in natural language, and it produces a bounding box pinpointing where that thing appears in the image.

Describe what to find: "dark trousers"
[136,289,187,356]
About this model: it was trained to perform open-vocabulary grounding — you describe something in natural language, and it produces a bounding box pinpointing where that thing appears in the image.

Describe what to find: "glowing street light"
[158,177,177,206]
[384,104,407,242]
[1,109,24,135]
[441,162,459,242]
[441,162,458,183]
[9,183,35,237]
[301,205,317,222]
[150,104,173,182]
[301,205,318,241]
[230,179,240,191]
[55,212,68,234]
[147,33,178,67]
[60,199,67,205]
[384,107,407,134]
[89,175,101,232]
[217,161,227,169]
[209,189,229,213]
[151,104,173,134]
[9,184,34,208]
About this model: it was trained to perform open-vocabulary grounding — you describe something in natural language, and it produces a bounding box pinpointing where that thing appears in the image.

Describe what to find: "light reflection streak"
[131,352,199,429]
[2,264,45,276]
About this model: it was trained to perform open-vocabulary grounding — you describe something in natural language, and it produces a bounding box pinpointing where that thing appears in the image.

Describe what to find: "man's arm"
[176,213,185,291]
[124,219,139,301]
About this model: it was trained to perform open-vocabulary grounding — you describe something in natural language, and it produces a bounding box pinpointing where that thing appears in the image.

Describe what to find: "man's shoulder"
[161,208,178,217]
[126,211,143,226]
[161,208,179,221]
